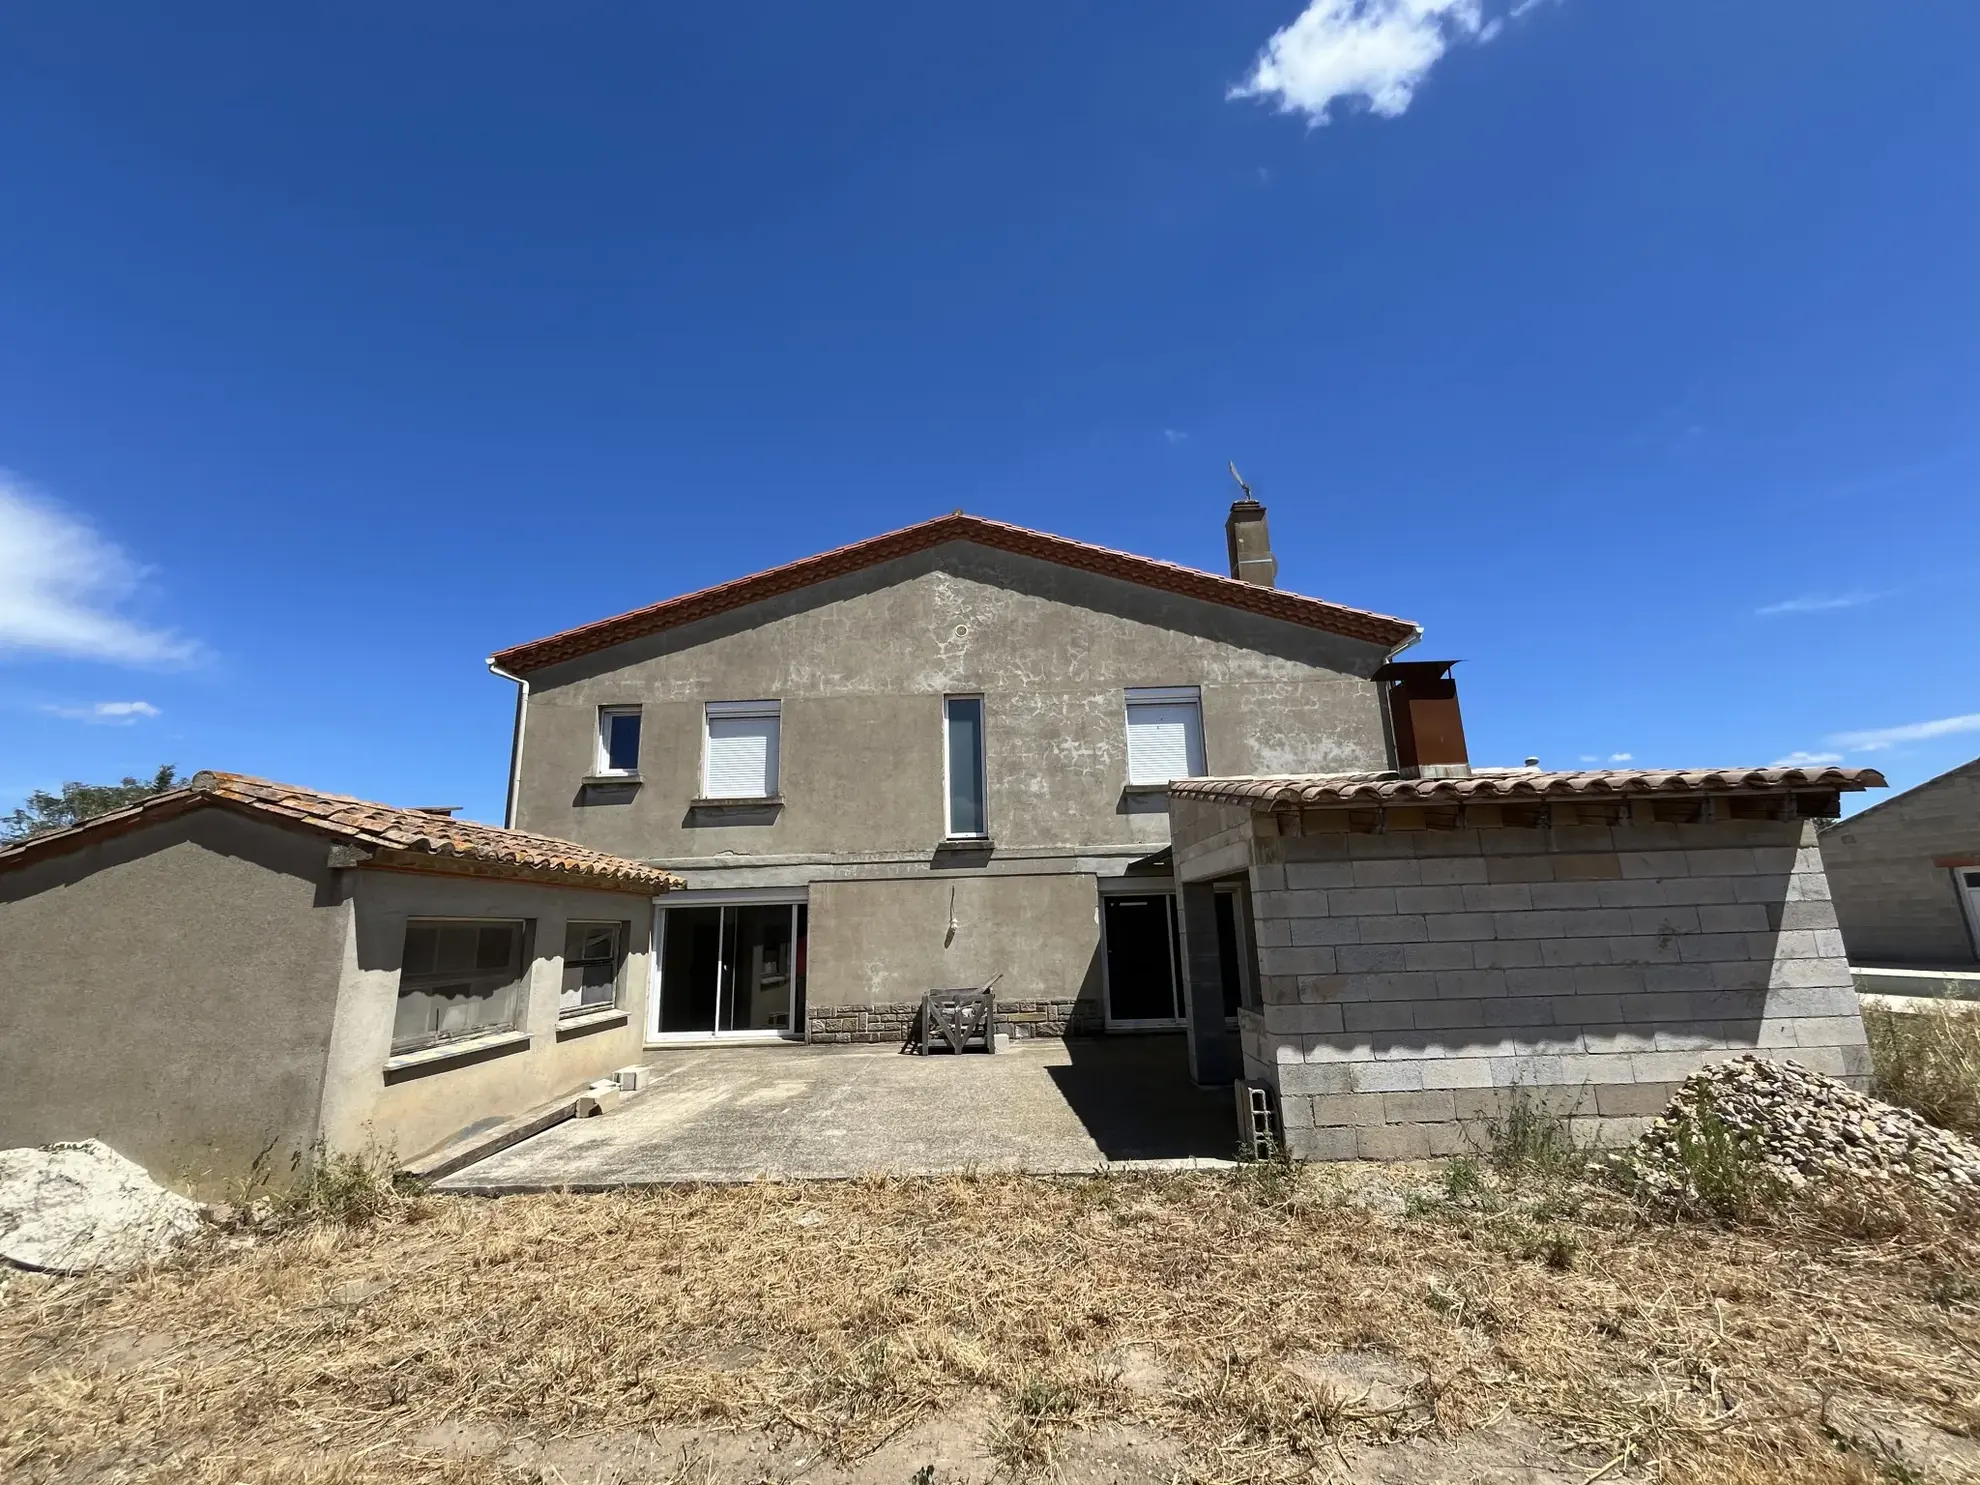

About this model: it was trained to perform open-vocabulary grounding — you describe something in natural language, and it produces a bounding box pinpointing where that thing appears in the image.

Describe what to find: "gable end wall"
[0,811,349,1194]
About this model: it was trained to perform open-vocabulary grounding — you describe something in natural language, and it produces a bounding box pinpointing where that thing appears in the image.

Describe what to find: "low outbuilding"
[0,772,681,1196]
[1167,765,1885,1160]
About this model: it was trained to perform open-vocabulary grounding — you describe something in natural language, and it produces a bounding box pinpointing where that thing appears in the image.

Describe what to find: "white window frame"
[1123,685,1206,787]
[942,693,989,840]
[560,919,627,1018]
[1096,882,1184,1029]
[392,916,529,1056]
[648,892,810,1044]
[595,706,643,777]
[702,700,781,800]
[1958,868,1980,958]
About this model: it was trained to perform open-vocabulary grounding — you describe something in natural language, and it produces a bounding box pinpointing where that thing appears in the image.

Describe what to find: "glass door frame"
[648,888,810,1044]
[1098,877,1184,1031]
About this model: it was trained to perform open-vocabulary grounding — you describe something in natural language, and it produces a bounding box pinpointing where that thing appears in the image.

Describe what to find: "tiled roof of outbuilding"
[0,771,683,893]
[489,511,1421,673]
[1168,766,1887,810]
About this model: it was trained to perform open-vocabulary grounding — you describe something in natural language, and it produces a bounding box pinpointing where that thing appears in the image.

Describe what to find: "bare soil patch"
[2,1164,1976,1483]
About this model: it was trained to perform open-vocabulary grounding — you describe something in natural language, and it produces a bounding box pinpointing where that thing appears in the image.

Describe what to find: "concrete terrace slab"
[434,1034,1239,1191]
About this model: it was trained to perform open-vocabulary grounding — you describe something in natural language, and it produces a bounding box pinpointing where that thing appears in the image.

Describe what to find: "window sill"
[383,1029,531,1077]
[582,773,642,786]
[556,1007,630,1038]
[937,836,995,851]
[1120,782,1173,796]
[688,795,783,809]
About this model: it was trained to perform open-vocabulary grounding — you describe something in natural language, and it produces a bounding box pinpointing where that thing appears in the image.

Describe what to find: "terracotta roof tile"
[490,512,1421,673]
[0,771,683,893]
[1169,766,1887,810]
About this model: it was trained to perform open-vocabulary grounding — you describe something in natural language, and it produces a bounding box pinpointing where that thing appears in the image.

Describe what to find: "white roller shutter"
[704,703,780,798]
[1125,689,1204,785]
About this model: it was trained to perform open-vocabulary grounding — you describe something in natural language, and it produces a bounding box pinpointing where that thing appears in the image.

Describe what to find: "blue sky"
[2,1,1976,824]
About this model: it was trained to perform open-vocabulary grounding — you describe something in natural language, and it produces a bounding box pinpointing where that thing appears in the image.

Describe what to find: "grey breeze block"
[1233,817,1868,1162]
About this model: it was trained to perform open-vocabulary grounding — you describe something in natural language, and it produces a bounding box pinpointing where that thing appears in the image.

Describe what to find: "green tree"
[1,765,188,843]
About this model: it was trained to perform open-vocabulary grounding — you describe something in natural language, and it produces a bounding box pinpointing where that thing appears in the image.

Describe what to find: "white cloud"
[1230,0,1504,124]
[1828,714,1980,753]
[1770,750,1843,768]
[0,473,202,666]
[1163,428,1189,444]
[1755,592,1880,617]
[1609,752,1633,763]
[41,700,162,724]
[1577,754,1598,763]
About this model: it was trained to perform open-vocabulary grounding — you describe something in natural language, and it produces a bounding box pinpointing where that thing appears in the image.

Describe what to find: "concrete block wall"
[1819,757,1980,968]
[1238,813,1868,1161]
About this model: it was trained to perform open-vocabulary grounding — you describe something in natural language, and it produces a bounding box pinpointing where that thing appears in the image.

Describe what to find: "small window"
[392,919,526,1054]
[704,700,780,799]
[597,707,642,776]
[944,695,988,838]
[1124,686,1206,786]
[561,921,625,1016]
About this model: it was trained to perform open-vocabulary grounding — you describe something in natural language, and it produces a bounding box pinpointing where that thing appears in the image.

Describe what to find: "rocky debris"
[0,1140,203,1274]
[1616,1056,1980,1211]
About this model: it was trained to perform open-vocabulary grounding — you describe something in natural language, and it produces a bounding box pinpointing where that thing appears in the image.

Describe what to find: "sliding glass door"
[654,901,808,1039]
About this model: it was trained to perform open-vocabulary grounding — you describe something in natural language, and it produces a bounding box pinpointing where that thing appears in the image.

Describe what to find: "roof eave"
[1169,767,1889,811]
[336,844,682,895]
[0,789,207,875]
[489,512,1421,674]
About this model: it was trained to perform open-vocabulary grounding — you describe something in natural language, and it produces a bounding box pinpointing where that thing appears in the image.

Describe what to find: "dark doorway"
[1102,893,1182,1027]
[1213,888,1247,1017]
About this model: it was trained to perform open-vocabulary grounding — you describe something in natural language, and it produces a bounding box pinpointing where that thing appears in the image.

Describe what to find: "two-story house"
[487,500,1422,1075]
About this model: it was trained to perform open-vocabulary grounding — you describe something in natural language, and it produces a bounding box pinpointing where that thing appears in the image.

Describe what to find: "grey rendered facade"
[498,515,1414,1046]
[1820,755,1980,968]
[0,781,664,1195]
[1169,776,1874,1159]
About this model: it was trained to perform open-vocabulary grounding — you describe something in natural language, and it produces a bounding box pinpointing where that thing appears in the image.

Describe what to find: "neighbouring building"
[1821,755,1980,979]
[487,502,1424,1068]
[0,772,679,1194]
[1168,766,1883,1158]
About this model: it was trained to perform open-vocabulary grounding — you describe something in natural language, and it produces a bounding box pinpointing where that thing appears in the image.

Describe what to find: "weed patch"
[3,1170,1975,1484]
[256,1142,417,1229]
[1477,1086,1591,1182]
[1866,1003,1980,1140]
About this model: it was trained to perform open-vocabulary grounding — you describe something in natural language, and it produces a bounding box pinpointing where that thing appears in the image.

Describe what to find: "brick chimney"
[1224,497,1277,588]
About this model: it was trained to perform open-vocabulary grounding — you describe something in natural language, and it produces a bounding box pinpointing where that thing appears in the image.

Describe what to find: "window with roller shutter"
[1124,686,1205,786]
[702,700,781,799]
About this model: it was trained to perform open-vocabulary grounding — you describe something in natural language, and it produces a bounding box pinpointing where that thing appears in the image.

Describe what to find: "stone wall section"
[1238,814,1867,1161]
[806,997,1101,1044]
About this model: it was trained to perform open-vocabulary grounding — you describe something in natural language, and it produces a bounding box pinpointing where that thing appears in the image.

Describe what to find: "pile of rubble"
[1617,1055,1980,1211]
[0,1140,203,1274]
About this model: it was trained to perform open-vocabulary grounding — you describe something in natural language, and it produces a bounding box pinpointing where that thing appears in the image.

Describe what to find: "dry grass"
[1867,1003,1980,1141]
[3,1165,1977,1485]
